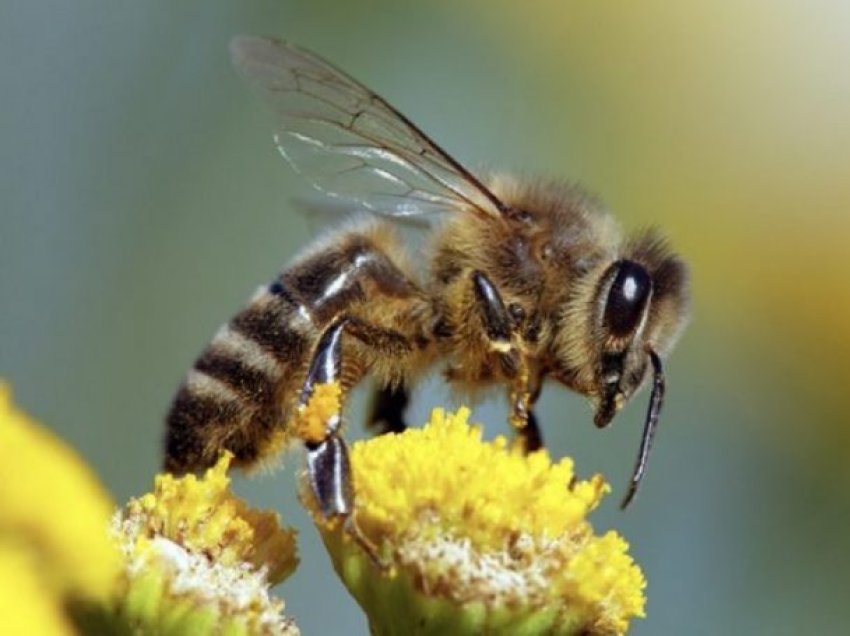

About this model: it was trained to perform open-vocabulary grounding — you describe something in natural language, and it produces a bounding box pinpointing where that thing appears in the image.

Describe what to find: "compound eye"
[603,260,652,337]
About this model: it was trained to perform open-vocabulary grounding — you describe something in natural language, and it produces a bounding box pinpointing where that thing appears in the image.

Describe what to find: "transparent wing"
[230,35,508,219]
[291,195,433,232]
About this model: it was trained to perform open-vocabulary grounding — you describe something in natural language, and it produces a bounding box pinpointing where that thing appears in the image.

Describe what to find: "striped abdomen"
[164,281,312,473]
[164,225,426,474]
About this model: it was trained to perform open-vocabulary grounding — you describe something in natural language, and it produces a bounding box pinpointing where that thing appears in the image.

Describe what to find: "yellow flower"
[306,405,646,636]
[0,541,76,635]
[113,452,300,635]
[0,382,121,635]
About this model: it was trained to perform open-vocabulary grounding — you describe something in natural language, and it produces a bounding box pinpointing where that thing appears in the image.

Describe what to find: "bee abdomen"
[229,283,312,362]
[164,229,423,474]
[201,326,284,396]
[165,284,310,473]
[164,369,274,473]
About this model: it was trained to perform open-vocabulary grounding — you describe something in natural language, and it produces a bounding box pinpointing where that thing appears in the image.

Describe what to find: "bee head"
[590,232,689,427]
[554,230,689,425]
[592,259,654,427]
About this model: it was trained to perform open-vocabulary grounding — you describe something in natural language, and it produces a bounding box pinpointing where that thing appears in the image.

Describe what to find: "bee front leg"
[515,380,544,452]
[507,376,544,453]
[470,270,523,384]
[522,410,544,452]
[470,271,541,449]
[471,270,513,348]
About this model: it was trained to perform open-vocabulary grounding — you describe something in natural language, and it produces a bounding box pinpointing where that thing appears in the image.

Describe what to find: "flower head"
[113,453,300,635]
[306,407,646,635]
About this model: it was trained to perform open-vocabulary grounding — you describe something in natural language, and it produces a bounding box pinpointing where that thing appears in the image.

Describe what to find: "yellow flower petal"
[0,382,120,602]
[0,540,75,636]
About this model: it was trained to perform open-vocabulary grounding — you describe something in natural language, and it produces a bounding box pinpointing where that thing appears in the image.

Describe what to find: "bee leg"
[343,316,414,359]
[300,318,351,517]
[471,270,525,380]
[526,379,545,451]
[305,435,352,517]
[367,384,410,435]
[305,434,386,569]
[510,374,546,453]
[471,269,523,379]
[471,270,512,346]
[471,270,544,448]
[299,317,403,570]
[299,318,404,488]
[520,408,544,452]
[300,315,413,513]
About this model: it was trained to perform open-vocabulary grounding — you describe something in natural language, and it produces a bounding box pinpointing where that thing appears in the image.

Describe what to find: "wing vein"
[231,36,510,220]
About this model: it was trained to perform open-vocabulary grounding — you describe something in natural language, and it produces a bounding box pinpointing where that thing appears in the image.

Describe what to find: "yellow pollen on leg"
[293,381,342,444]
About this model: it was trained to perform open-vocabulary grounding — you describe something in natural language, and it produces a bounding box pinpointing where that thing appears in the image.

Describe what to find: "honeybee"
[164,36,689,520]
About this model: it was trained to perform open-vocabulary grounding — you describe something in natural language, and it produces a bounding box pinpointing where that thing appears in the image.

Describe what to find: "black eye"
[603,260,652,337]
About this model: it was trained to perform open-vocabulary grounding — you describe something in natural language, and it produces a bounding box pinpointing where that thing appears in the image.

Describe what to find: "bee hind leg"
[300,313,415,515]
[304,432,387,569]
[299,316,411,569]
[299,318,352,516]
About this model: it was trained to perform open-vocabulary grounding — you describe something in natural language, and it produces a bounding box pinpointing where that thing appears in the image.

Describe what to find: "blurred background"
[2,1,849,633]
